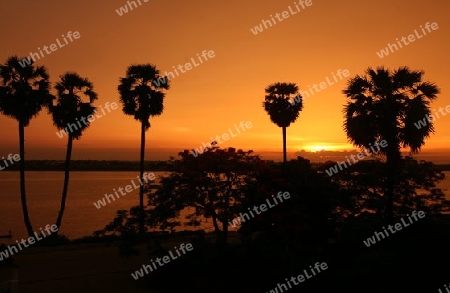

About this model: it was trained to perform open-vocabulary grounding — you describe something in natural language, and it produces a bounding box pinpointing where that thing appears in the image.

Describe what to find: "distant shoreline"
[2,160,450,171]
[0,160,175,172]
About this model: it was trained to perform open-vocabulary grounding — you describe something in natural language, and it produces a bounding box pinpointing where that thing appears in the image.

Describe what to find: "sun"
[304,145,329,152]
[302,144,347,152]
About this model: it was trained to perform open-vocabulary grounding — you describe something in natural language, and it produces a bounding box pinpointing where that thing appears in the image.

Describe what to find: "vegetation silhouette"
[92,66,449,293]
[263,82,303,163]
[1,55,450,292]
[97,147,265,244]
[324,158,449,217]
[343,66,440,223]
[118,64,170,236]
[96,150,449,292]
[50,72,98,232]
[0,56,52,237]
[149,147,264,244]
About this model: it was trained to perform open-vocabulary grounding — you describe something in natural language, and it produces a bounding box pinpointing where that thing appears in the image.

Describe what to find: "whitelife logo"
[0,153,20,171]
[376,22,439,58]
[115,0,149,16]
[152,50,215,87]
[413,104,450,130]
[93,172,155,209]
[131,243,193,280]
[0,224,58,261]
[265,262,328,292]
[250,0,313,35]
[19,31,81,67]
[55,102,118,139]
[289,69,350,105]
[363,211,425,247]
[229,192,290,229]
[325,140,388,176]
[191,121,253,157]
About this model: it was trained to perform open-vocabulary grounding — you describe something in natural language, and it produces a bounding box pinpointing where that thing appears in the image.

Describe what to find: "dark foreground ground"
[0,215,449,293]
[0,243,158,293]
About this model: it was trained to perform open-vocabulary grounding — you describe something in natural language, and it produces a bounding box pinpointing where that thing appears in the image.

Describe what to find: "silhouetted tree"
[332,158,449,217]
[118,64,169,235]
[50,72,98,232]
[263,82,303,163]
[0,56,52,237]
[239,157,341,250]
[343,66,440,222]
[146,147,264,244]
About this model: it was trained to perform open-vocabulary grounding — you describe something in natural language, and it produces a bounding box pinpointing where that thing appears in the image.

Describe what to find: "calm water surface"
[0,171,216,242]
[1,171,449,241]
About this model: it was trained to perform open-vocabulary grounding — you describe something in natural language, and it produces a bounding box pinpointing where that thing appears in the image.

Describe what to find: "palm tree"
[342,66,440,222]
[50,72,98,233]
[118,64,169,235]
[263,82,304,163]
[0,56,53,237]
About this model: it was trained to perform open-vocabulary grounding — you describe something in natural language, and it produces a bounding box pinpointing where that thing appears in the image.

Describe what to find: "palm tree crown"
[118,64,169,129]
[0,56,52,125]
[51,72,98,139]
[343,66,439,158]
[263,82,303,128]
[263,82,304,163]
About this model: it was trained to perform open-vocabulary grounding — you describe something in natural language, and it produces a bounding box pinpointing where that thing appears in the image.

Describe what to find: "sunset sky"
[0,0,449,161]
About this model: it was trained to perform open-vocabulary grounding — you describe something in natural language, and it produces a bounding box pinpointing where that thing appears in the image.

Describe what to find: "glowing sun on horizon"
[303,145,345,152]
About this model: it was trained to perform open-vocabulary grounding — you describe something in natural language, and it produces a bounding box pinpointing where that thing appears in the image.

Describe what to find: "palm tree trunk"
[139,122,146,235]
[55,134,73,233]
[19,120,34,237]
[282,126,287,163]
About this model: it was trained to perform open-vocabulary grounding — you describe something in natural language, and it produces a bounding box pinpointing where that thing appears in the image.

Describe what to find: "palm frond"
[118,64,168,128]
[342,66,439,157]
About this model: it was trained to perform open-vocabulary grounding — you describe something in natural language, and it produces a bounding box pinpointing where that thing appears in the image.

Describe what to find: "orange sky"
[0,0,449,161]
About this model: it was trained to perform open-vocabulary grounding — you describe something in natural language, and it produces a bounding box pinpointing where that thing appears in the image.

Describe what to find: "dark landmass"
[5,160,450,171]
[5,160,175,171]
[435,164,450,171]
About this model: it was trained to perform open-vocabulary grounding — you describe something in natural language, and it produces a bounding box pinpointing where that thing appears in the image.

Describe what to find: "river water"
[0,171,449,241]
